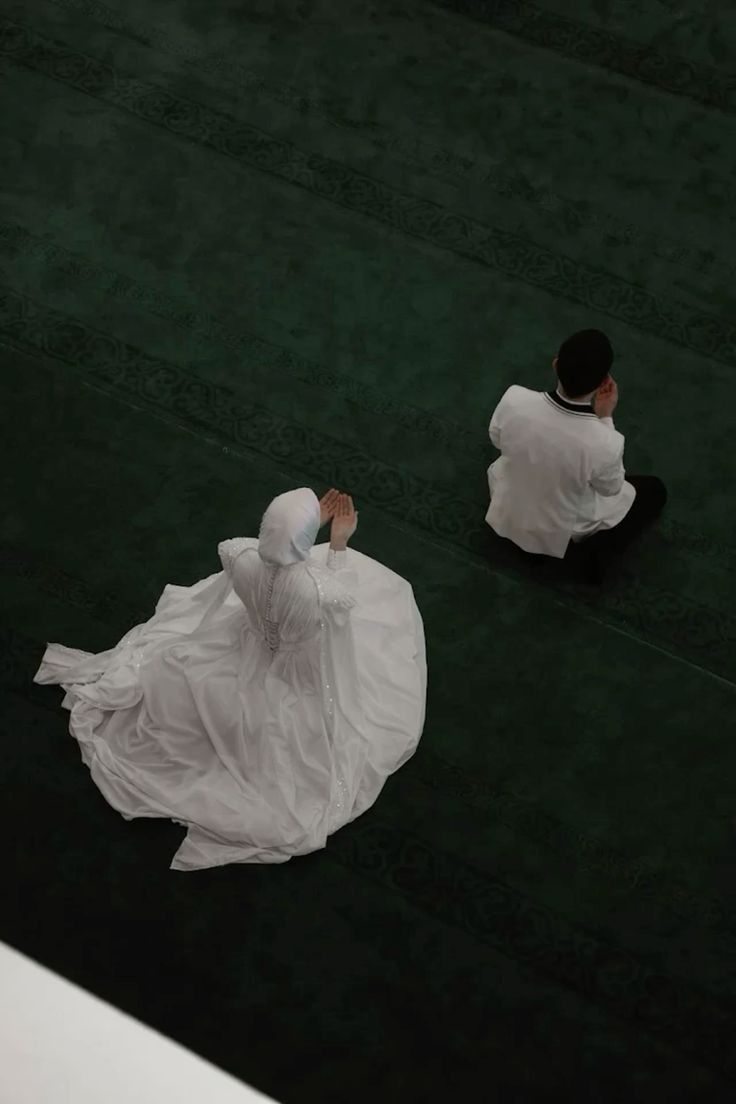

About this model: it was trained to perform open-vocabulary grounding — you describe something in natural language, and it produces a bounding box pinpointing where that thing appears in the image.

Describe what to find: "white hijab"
[257,488,320,567]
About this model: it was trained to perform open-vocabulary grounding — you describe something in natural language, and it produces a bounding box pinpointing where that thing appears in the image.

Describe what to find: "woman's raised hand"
[330,494,358,550]
[319,488,340,527]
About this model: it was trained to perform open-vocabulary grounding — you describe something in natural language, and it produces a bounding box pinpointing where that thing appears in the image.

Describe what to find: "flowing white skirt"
[33,544,427,870]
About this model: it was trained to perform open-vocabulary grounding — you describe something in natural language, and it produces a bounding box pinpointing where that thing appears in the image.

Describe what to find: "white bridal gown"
[33,541,427,870]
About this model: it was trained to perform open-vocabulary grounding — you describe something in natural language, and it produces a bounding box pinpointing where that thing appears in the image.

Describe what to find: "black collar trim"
[544,389,596,417]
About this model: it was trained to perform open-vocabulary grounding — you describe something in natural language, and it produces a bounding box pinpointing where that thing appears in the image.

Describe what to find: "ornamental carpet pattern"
[1,1,735,1100]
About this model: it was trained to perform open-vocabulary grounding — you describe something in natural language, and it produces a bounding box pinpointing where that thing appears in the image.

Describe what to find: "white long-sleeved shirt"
[485,385,636,558]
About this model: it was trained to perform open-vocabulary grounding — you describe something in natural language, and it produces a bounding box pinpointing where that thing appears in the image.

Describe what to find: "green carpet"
[2,1,736,1099]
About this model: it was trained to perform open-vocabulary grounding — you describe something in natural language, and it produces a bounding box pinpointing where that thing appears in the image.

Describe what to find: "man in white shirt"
[485,329,667,584]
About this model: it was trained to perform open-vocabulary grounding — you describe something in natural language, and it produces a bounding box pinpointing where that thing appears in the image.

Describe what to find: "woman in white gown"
[33,488,427,870]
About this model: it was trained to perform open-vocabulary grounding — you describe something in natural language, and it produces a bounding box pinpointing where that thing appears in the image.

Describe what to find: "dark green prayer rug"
[1,1,735,1100]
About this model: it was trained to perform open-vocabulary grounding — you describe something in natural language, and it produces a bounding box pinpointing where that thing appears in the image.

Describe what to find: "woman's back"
[221,542,323,652]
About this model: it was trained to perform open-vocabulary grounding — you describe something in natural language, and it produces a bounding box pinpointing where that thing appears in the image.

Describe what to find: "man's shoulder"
[495,386,624,446]
[497,384,541,405]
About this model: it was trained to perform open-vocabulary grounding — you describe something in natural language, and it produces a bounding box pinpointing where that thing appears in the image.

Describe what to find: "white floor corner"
[0,941,279,1104]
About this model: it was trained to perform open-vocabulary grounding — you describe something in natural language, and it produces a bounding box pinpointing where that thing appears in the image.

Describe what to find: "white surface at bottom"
[0,942,278,1104]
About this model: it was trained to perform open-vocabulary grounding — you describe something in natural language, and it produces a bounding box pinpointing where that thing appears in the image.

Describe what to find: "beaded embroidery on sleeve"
[316,550,356,611]
[217,538,252,576]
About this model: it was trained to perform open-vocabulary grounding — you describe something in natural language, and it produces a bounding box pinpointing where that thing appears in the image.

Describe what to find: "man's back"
[485,384,636,558]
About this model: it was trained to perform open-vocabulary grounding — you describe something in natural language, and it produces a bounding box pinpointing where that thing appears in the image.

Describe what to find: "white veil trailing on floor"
[34,487,427,870]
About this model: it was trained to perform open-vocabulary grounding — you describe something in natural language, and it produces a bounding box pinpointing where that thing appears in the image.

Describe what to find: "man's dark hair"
[556,329,613,398]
